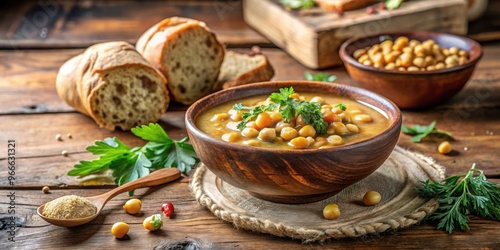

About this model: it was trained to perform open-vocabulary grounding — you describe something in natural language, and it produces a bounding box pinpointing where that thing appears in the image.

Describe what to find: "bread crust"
[315,0,380,11]
[219,51,275,89]
[56,41,169,130]
[136,17,225,105]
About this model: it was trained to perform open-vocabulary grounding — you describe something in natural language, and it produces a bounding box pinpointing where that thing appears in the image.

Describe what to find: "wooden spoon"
[37,168,181,227]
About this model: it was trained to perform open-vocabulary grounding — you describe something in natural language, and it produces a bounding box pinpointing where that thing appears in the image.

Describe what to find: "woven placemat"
[190,146,445,242]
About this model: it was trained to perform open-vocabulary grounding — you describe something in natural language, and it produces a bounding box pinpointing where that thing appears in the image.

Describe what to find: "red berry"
[161,202,174,217]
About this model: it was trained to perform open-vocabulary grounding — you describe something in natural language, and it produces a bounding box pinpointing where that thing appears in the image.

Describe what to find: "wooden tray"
[191,146,445,242]
[243,0,467,69]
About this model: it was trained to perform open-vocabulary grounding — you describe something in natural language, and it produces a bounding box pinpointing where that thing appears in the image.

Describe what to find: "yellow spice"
[42,195,97,219]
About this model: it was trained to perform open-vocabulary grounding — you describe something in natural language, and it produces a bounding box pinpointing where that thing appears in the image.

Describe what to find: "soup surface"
[195,88,390,150]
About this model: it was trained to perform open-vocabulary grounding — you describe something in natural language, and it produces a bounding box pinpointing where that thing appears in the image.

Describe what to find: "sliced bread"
[56,41,169,131]
[217,49,275,90]
[136,17,225,105]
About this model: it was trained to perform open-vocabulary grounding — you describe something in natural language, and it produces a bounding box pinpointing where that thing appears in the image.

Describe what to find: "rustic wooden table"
[1,1,499,249]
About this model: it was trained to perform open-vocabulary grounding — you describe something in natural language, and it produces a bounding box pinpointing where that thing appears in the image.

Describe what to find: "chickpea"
[380,40,393,49]
[412,57,425,68]
[353,114,373,123]
[226,121,240,131]
[407,66,420,72]
[337,113,351,123]
[111,222,130,238]
[296,115,306,127]
[299,125,316,138]
[322,111,336,123]
[458,56,468,65]
[275,121,291,133]
[211,113,229,122]
[310,96,324,104]
[399,53,413,67]
[123,198,142,214]
[228,109,242,121]
[438,141,452,154]
[241,127,259,138]
[435,62,446,70]
[362,60,373,66]
[289,136,309,149]
[330,122,348,135]
[313,137,328,148]
[394,36,409,46]
[409,39,420,48]
[42,186,50,194]
[258,128,276,141]
[402,47,413,54]
[441,48,450,56]
[372,53,385,65]
[323,204,341,220]
[346,124,359,133]
[353,49,366,59]
[255,112,272,129]
[306,136,315,147]
[398,67,406,71]
[327,135,344,145]
[424,56,435,67]
[448,46,459,55]
[458,50,468,57]
[245,121,259,130]
[426,65,436,71]
[358,54,369,64]
[280,127,298,141]
[346,109,362,115]
[222,132,239,142]
[363,191,382,206]
[331,106,344,114]
[289,93,300,100]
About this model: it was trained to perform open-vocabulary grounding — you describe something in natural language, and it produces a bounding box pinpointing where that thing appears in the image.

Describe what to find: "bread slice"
[217,50,275,90]
[136,17,225,105]
[56,41,169,131]
[314,0,380,11]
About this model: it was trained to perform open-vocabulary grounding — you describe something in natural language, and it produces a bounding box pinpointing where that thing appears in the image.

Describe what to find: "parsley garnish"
[416,164,500,233]
[304,71,337,83]
[279,0,315,10]
[401,121,453,142]
[234,87,333,134]
[67,123,199,194]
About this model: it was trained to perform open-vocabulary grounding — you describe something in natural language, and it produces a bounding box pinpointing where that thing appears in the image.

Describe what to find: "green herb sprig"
[67,123,199,194]
[416,164,500,233]
[279,0,315,10]
[304,72,337,83]
[401,121,453,142]
[385,0,404,10]
[234,87,339,135]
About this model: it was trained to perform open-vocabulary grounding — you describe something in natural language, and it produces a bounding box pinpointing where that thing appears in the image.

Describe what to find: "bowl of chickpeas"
[186,81,402,204]
[339,31,482,109]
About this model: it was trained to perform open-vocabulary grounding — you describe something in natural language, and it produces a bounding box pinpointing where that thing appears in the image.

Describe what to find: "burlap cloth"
[190,146,445,242]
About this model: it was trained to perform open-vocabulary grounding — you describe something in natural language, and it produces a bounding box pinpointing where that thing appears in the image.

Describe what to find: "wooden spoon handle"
[100,168,181,201]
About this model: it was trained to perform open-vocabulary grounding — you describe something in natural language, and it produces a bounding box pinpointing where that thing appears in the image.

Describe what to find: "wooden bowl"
[340,32,482,109]
[185,81,401,204]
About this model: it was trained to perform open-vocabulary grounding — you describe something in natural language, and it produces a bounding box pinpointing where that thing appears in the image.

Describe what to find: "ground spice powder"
[43,195,97,219]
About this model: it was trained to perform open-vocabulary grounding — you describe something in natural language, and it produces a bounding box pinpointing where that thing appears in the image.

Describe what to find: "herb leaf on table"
[401,121,453,142]
[416,164,500,233]
[304,71,337,83]
[67,123,199,194]
[279,0,315,10]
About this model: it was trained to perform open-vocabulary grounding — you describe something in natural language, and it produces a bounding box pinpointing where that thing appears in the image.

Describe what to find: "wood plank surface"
[0,0,269,49]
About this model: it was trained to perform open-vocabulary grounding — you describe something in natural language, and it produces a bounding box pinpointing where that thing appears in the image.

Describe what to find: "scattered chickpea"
[55,134,63,141]
[363,191,382,206]
[67,133,73,139]
[61,150,69,157]
[42,186,50,194]
[323,204,341,220]
[289,136,309,149]
[123,198,142,215]
[438,141,452,154]
[111,222,129,239]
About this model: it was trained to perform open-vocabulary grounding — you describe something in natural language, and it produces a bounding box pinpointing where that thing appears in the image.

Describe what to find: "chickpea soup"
[195,88,390,149]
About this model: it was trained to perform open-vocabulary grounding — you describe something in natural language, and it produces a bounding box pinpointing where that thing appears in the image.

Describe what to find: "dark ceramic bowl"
[185,81,402,204]
[340,31,482,109]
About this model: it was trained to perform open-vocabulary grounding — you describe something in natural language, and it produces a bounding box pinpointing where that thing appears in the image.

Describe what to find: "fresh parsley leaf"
[236,104,278,130]
[334,103,347,111]
[297,101,328,134]
[68,123,199,194]
[280,0,315,10]
[416,164,500,233]
[304,72,337,83]
[385,0,404,10]
[401,121,453,142]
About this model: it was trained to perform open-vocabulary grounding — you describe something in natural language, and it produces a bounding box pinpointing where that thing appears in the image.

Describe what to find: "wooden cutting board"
[243,0,467,69]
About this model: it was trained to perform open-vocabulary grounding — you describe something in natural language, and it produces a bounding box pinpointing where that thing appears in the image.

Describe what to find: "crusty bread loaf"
[136,17,225,105]
[56,41,169,131]
[217,50,275,90]
[315,0,380,11]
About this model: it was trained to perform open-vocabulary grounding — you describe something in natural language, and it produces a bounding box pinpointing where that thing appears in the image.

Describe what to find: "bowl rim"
[185,81,402,155]
[339,31,483,75]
